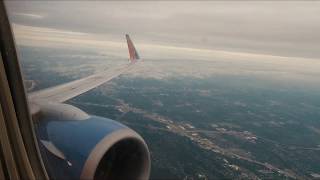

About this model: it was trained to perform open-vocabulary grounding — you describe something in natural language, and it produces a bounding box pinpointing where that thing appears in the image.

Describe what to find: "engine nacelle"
[33,102,150,180]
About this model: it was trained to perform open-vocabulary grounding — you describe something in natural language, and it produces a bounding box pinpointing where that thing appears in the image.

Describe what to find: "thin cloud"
[13,12,44,19]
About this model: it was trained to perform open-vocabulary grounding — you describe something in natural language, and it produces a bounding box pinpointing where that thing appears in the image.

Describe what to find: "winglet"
[126,34,140,62]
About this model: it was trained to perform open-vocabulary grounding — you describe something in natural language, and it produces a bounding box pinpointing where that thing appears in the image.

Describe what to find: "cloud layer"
[6,1,320,59]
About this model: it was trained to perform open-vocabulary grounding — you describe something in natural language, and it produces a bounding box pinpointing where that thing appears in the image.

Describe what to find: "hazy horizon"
[6,1,320,59]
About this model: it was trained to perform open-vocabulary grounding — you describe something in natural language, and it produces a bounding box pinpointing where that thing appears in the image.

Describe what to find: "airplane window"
[5,1,320,179]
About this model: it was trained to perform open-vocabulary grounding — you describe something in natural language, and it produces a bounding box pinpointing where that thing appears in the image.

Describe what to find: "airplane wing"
[29,34,140,103]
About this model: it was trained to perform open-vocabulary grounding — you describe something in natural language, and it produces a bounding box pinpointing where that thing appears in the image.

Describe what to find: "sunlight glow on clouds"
[12,23,320,64]
[13,12,44,19]
[11,22,320,87]
[7,1,320,87]
[6,1,320,59]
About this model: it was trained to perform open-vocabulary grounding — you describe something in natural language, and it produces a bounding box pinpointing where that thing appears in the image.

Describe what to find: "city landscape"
[20,45,320,179]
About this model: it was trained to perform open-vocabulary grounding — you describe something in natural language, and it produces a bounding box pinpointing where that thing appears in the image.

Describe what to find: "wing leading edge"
[29,34,140,103]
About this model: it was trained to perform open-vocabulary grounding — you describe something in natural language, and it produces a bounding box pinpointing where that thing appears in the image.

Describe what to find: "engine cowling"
[33,102,150,180]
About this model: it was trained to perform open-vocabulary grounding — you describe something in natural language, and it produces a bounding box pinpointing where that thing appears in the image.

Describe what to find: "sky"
[5,1,320,59]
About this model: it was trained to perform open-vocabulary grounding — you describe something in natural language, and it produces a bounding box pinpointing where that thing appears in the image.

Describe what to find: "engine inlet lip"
[80,128,150,180]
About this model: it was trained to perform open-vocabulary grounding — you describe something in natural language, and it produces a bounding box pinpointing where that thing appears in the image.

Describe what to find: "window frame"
[0,2,48,179]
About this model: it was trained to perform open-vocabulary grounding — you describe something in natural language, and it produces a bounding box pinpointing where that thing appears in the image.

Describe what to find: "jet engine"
[32,102,150,180]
